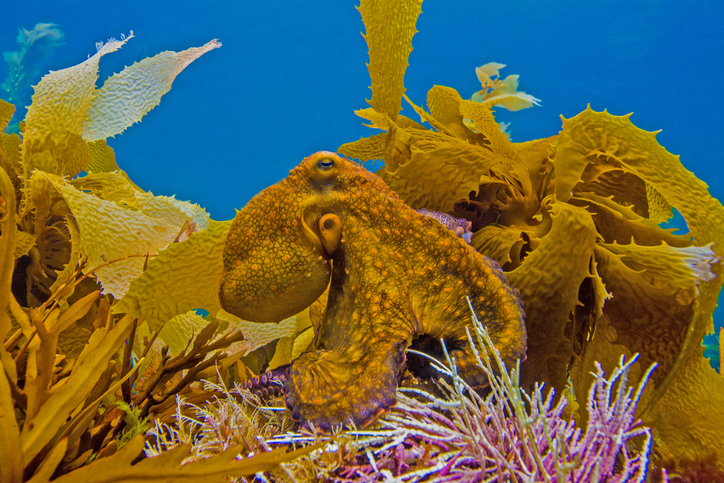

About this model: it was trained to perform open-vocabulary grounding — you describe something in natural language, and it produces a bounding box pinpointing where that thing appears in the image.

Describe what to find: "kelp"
[0,33,316,482]
[338,0,724,470]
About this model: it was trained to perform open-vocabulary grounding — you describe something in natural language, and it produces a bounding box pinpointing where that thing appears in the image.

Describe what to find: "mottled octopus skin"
[220,152,526,429]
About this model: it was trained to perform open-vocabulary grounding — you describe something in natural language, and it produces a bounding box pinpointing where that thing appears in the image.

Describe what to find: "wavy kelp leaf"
[21,35,131,179]
[378,135,512,213]
[553,107,724,247]
[13,231,36,258]
[506,200,599,390]
[268,336,293,370]
[572,192,690,248]
[0,99,14,129]
[217,308,312,356]
[82,39,221,141]
[404,93,457,138]
[134,192,209,233]
[358,0,423,122]
[135,311,209,357]
[426,85,469,139]
[337,132,387,162]
[515,135,556,197]
[71,170,142,205]
[70,169,209,233]
[601,240,718,291]
[552,107,724,372]
[114,219,231,332]
[590,246,696,384]
[646,182,673,223]
[292,326,314,360]
[585,242,724,464]
[86,139,119,173]
[648,356,724,463]
[577,169,651,217]
[36,172,192,298]
[354,107,393,130]
[459,99,518,160]
[472,225,526,267]
[0,131,22,184]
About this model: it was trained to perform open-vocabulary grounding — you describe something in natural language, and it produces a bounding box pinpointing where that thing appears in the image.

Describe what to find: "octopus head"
[219,152,376,322]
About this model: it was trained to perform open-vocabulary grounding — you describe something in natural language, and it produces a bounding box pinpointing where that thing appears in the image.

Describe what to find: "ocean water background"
[2,1,723,354]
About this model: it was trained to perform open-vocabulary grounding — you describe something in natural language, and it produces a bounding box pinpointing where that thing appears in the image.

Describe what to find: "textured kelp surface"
[338,0,724,471]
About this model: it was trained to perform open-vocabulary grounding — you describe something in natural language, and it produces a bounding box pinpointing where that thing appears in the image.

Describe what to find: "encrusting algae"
[1,0,723,481]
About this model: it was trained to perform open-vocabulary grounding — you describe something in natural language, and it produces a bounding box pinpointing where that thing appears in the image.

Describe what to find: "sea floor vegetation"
[1,0,723,481]
[146,305,656,482]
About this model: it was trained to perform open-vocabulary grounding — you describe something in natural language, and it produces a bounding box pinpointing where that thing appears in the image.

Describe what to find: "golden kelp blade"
[20,33,220,180]
[0,99,14,129]
[506,200,599,390]
[35,171,206,298]
[549,106,724,464]
[114,219,231,332]
[82,39,221,142]
[359,0,423,122]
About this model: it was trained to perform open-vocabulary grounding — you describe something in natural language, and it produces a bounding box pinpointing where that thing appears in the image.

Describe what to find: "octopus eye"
[316,157,335,170]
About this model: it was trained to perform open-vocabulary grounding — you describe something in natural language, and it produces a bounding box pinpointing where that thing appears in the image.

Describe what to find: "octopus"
[219,151,526,429]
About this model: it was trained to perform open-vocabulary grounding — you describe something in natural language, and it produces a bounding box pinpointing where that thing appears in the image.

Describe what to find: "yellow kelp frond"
[554,107,724,248]
[358,0,423,122]
[0,99,14,129]
[572,192,690,247]
[35,171,195,298]
[70,170,209,233]
[20,33,220,180]
[426,85,469,139]
[646,182,673,223]
[71,170,142,205]
[21,34,132,179]
[506,200,599,390]
[601,240,719,291]
[649,355,724,463]
[82,39,221,142]
[590,245,697,385]
[337,132,387,162]
[137,311,209,358]
[471,62,541,111]
[216,308,311,357]
[404,92,458,138]
[379,135,512,213]
[472,225,530,270]
[459,99,519,159]
[86,139,119,173]
[114,219,232,332]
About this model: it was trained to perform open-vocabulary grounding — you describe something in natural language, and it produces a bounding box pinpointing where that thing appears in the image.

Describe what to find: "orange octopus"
[219,152,526,428]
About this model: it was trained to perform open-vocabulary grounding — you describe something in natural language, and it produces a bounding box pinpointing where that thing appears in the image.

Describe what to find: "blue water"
[2,1,723,352]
